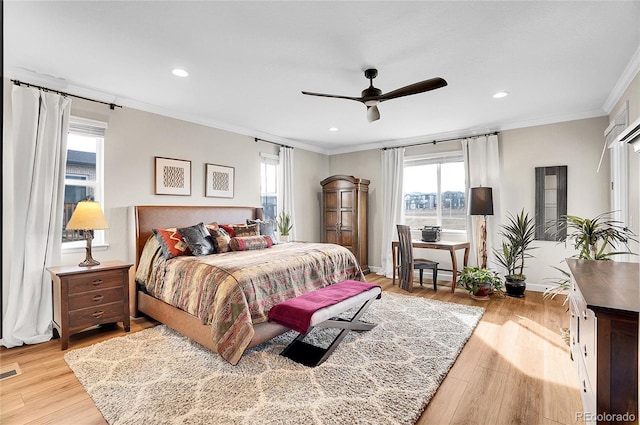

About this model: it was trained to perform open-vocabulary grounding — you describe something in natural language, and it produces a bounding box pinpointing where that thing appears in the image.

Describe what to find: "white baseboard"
[368,266,550,294]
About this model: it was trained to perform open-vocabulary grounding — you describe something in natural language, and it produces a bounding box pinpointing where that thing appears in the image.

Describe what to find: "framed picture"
[205,163,235,198]
[154,157,191,196]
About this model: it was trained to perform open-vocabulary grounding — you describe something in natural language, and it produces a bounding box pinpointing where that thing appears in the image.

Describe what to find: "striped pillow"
[229,235,273,251]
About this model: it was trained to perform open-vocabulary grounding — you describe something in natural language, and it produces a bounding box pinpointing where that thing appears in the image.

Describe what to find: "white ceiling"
[4,1,640,154]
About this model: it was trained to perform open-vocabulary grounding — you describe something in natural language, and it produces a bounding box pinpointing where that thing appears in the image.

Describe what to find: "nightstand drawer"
[68,287,124,311]
[68,301,124,330]
[68,270,124,294]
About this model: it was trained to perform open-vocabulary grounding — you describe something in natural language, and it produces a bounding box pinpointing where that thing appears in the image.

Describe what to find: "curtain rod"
[11,80,122,110]
[381,131,498,151]
[254,137,293,149]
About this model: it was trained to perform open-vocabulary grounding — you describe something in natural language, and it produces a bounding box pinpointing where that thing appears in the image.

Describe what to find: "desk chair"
[396,225,439,292]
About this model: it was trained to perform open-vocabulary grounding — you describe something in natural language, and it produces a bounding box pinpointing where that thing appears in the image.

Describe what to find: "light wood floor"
[0,275,582,425]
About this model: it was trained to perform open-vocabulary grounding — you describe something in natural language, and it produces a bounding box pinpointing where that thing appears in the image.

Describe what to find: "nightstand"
[48,261,132,350]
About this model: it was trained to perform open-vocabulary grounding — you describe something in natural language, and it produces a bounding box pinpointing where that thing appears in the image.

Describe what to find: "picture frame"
[154,157,191,196]
[205,163,235,198]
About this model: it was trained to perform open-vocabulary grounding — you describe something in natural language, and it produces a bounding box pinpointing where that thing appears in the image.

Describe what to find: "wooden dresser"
[49,261,132,349]
[567,259,638,425]
[321,175,370,274]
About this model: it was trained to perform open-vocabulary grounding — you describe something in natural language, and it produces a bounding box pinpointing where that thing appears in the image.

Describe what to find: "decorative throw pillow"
[135,235,162,286]
[229,235,273,251]
[247,218,279,244]
[152,227,192,259]
[177,222,215,256]
[209,227,232,253]
[220,224,238,238]
[233,223,259,237]
[205,222,219,234]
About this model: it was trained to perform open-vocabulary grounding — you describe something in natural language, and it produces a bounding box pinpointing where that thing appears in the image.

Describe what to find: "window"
[63,117,106,248]
[403,152,466,231]
[260,153,279,220]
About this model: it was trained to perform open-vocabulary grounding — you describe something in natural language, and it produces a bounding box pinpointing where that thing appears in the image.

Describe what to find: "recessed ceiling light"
[172,68,189,77]
[329,127,339,132]
[493,91,509,99]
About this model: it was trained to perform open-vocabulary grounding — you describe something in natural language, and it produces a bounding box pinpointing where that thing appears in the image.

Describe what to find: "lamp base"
[78,232,100,267]
[78,258,100,267]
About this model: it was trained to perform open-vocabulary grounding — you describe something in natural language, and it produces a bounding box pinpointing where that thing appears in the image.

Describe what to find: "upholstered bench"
[268,280,381,367]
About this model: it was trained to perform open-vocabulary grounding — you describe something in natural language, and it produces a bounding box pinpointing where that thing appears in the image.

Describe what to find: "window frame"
[403,151,466,234]
[260,152,279,221]
[62,117,107,252]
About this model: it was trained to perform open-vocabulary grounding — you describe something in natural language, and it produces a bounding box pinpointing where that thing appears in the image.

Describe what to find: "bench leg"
[280,296,378,367]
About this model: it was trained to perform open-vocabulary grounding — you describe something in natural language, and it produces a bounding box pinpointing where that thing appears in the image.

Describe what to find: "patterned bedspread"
[135,238,364,364]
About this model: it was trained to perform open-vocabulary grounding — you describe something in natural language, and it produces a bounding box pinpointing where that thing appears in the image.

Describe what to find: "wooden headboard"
[133,205,264,266]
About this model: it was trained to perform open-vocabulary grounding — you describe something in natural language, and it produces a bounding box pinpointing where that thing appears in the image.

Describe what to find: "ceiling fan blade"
[367,105,380,122]
[377,77,448,102]
[301,91,361,102]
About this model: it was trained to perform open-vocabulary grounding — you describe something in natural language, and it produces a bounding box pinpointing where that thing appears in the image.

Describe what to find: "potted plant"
[553,212,637,260]
[543,211,637,301]
[494,209,536,298]
[457,266,503,300]
[277,211,293,242]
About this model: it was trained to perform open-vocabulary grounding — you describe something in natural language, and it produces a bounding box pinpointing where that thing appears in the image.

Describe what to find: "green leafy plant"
[542,265,571,302]
[494,209,537,280]
[277,211,293,236]
[457,266,503,296]
[543,211,637,303]
[552,211,637,260]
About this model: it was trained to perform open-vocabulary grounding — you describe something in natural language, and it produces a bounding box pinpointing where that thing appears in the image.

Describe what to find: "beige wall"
[329,116,612,288]
[2,78,328,268]
[327,149,383,271]
[4,74,633,287]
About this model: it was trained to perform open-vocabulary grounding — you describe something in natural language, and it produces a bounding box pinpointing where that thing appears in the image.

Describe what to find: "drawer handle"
[582,311,587,320]
[92,295,104,302]
[584,345,587,357]
[92,279,103,286]
[91,310,105,318]
[582,380,587,393]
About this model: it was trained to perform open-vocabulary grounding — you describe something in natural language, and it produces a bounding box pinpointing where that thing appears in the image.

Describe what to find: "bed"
[130,205,365,365]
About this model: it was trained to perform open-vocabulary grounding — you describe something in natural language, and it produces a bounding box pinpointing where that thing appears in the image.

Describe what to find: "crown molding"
[602,46,640,114]
[3,66,614,157]
[4,67,328,155]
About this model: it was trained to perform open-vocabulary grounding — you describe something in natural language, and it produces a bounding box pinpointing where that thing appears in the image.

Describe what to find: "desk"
[392,240,470,293]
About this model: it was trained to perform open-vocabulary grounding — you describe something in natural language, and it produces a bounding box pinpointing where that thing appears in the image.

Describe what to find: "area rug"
[64,292,484,425]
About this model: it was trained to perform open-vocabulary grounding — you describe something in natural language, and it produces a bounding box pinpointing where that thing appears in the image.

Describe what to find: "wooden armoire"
[320,175,370,274]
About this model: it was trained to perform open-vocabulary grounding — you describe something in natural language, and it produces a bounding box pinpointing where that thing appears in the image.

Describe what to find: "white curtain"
[1,86,71,347]
[462,134,500,269]
[278,146,295,241]
[379,147,405,277]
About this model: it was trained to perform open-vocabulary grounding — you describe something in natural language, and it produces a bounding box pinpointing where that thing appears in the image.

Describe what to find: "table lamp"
[66,200,109,267]
[469,187,494,269]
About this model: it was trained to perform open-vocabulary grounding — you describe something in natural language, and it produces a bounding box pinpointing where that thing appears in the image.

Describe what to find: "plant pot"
[471,283,491,300]
[505,276,526,298]
[279,235,289,243]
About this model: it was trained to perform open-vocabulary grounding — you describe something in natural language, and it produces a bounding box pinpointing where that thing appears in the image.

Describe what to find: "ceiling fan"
[302,68,447,122]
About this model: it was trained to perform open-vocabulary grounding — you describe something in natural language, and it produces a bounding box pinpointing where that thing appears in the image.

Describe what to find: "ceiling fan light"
[364,100,379,107]
[367,105,380,122]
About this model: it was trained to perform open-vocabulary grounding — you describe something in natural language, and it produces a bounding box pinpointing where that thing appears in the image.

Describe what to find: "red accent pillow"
[220,223,250,238]
[220,224,236,238]
[229,235,273,251]
[152,228,191,259]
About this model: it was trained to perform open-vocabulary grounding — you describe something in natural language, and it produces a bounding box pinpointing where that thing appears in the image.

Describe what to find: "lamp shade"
[66,200,109,230]
[469,187,494,216]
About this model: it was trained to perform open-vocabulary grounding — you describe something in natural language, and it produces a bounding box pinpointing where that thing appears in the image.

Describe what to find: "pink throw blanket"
[268,280,380,334]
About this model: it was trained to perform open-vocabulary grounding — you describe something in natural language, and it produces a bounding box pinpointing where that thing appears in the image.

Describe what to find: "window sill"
[62,243,110,255]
